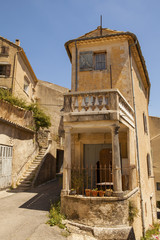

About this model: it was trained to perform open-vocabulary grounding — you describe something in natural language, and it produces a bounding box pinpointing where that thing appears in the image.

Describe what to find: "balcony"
[63,89,134,127]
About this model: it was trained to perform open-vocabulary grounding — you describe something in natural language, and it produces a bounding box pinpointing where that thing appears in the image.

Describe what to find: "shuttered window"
[0,64,11,77]
[95,53,106,70]
[1,46,9,55]
[147,153,151,177]
[157,183,160,191]
[143,112,148,134]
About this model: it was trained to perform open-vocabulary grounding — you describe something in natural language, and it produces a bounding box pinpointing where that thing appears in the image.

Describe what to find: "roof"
[0,36,38,83]
[65,27,151,95]
[0,116,35,133]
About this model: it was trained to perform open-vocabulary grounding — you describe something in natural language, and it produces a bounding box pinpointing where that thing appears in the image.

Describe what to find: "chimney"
[15,39,20,46]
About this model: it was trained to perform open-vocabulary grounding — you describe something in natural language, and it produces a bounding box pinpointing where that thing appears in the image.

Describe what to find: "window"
[143,112,148,134]
[95,53,106,70]
[157,183,160,191]
[24,77,30,94]
[147,153,151,177]
[0,64,11,77]
[1,46,9,56]
[79,51,106,71]
[0,144,12,177]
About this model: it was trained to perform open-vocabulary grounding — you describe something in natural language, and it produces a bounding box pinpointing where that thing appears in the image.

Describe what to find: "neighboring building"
[35,80,69,173]
[0,36,37,102]
[0,99,38,189]
[0,37,68,189]
[61,27,157,239]
[149,116,160,204]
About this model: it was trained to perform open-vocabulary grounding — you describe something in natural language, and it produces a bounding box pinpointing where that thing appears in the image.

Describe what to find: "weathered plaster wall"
[132,56,157,229]
[0,120,38,189]
[13,54,37,103]
[0,99,34,128]
[149,116,160,202]
[71,39,133,107]
[0,39,17,89]
[35,80,68,157]
[61,195,129,227]
[34,153,56,186]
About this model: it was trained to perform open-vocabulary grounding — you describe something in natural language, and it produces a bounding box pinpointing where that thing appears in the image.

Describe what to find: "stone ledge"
[64,220,135,240]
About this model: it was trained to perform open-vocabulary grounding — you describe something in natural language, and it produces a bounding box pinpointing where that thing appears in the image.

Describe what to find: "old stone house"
[0,36,68,190]
[0,36,37,102]
[149,116,160,205]
[61,27,157,239]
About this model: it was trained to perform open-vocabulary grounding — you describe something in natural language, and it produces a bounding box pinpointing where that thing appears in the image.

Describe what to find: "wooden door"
[99,148,112,182]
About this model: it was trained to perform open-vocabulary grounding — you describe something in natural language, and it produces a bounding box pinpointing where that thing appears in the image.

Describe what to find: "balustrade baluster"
[81,97,86,112]
[101,95,107,111]
[94,96,99,111]
[74,97,79,112]
[87,96,93,112]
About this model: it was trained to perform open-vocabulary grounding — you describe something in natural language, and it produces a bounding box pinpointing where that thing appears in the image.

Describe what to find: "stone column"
[128,128,137,190]
[111,125,123,197]
[61,126,72,195]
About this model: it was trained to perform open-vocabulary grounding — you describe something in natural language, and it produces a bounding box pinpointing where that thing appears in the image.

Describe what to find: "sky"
[0,0,160,117]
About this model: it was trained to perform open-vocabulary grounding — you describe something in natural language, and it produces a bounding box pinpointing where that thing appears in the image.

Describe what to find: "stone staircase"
[16,147,47,191]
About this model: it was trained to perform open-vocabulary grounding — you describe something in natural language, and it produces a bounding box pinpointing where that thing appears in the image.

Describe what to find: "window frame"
[157,182,160,191]
[0,64,11,77]
[143,112,148,134]
[23,77,30,95]
[147,153,151,177]
[94,52,106,71]
[0,46,9,56]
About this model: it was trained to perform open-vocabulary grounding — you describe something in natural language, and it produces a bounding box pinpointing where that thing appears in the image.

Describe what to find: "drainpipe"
[11,52,17,94]
[75,41,78,91]
[11,49,22,94]
[129,41,145,237]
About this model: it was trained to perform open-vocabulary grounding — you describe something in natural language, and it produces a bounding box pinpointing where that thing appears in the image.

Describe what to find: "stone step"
[19,179,32,183]
[18,183,31,188]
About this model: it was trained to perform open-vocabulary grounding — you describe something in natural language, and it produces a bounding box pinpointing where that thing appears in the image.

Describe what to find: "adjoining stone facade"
[0,36,37,103]
[0,102,38,189]
[0,36,68,189]
[149,116,160,202]
[61,27,157,239]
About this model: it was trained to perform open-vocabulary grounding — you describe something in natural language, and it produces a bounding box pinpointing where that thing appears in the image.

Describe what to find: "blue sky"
[0,0,160,116]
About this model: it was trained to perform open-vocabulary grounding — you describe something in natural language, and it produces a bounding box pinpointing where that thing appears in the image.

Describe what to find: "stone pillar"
[61,126,72,195]
[128,128,137,190]
[111,125,123,196]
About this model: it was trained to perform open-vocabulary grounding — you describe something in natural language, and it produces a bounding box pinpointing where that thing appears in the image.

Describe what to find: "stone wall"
[34,153,56,186]
[0,120,38,189]
[70,39,133,107]
[0,99,34,128]
[149,116,160,202]
[61,195,129,227]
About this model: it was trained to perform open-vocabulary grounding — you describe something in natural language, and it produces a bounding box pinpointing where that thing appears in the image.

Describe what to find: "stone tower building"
[61,26,157,239]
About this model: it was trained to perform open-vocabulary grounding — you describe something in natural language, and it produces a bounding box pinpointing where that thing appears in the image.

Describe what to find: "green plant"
[141,223,160,240]
[27,103,51,130]
[128,201,139,225]
[47,201,66,229]
[71,170,84,194]
[0,88,51,130]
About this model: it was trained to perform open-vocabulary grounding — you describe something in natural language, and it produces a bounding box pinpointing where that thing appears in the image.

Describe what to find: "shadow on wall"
[34,153,56,187]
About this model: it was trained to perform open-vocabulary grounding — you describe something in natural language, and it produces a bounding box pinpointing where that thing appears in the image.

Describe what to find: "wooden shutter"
[143,112,148,134]
[5,64,11,77]
[1,46,9,55]
[147,153,151,177]
[79,51,93,71]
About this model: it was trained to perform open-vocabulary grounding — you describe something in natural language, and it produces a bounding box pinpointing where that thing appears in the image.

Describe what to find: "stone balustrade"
[63,89,134,125]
